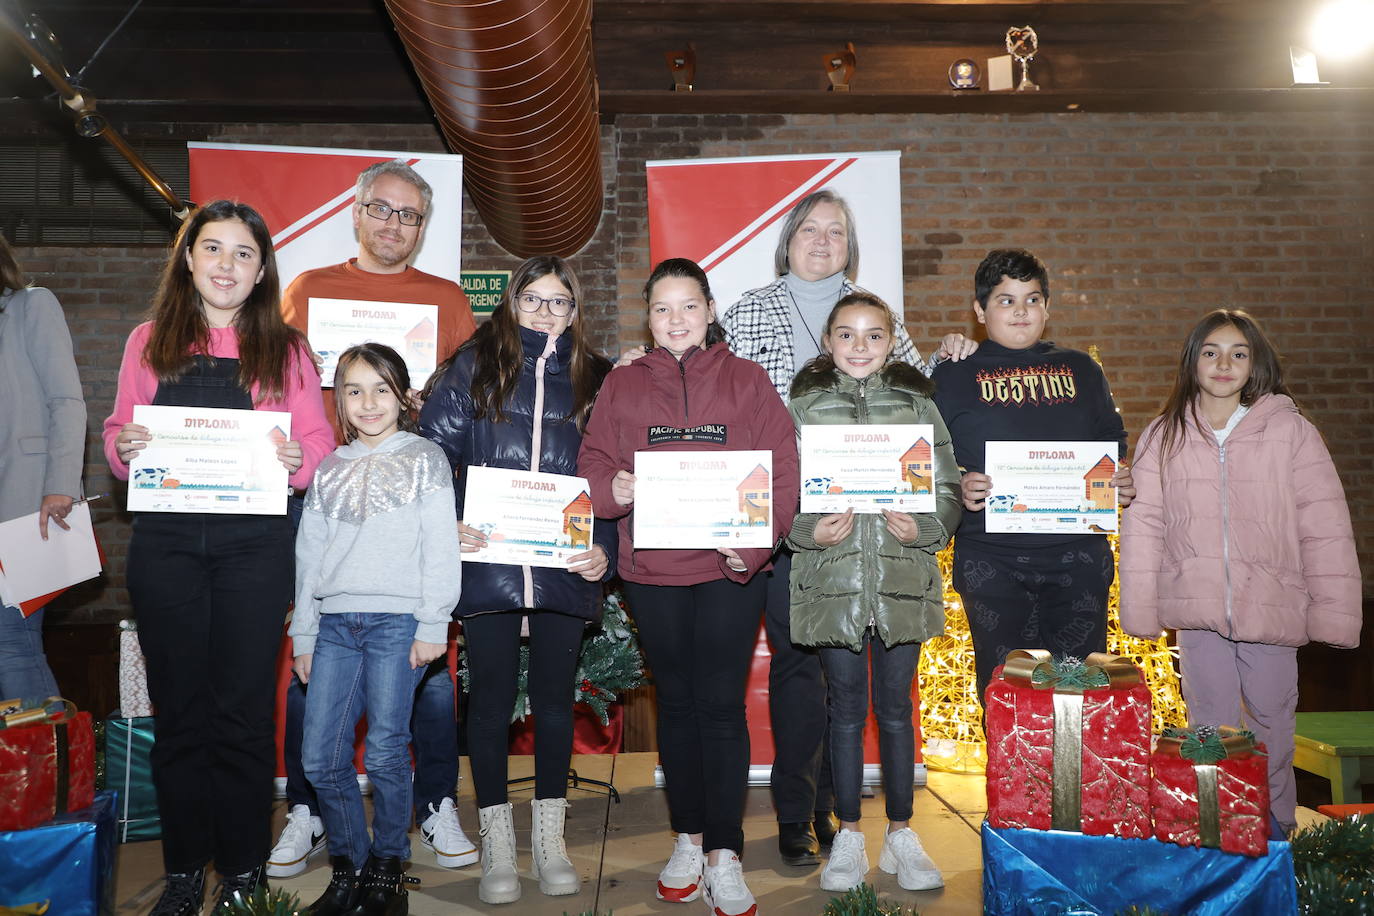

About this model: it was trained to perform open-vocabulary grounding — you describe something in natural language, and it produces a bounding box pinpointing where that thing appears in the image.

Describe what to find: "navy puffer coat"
[419,325,615,619]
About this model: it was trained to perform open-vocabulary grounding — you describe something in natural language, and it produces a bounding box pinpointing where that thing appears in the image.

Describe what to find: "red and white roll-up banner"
[646,150,903,317]
[187,142,464,289]
[646,151,922,781]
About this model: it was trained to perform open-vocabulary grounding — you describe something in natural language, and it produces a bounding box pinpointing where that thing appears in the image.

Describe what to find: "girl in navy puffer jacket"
[419,256,614,905]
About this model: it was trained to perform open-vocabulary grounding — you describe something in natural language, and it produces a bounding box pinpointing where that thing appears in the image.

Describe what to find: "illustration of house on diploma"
[562,491,594,549]
[1084,454,1116,510]
[736,465,771,525]
[266,425,288,446]
[899,438,933,495]
[405,316,437,366]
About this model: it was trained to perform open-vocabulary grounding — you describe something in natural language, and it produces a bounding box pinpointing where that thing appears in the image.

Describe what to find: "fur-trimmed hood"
[789,359,934,401]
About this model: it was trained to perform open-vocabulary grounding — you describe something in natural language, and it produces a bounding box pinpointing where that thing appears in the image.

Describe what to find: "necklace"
[785,288,822,355]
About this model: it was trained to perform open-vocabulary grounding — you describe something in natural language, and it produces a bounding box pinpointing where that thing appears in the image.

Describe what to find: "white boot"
[530,798,579,896]
[477,803,521,904]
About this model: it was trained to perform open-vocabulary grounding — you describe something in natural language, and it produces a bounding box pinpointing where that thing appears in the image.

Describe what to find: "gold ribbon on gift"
[999,649,1142,832]
[1155,727,1258,848]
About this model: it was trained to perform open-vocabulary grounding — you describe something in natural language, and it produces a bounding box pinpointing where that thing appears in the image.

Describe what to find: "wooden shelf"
[599,86,1374,116]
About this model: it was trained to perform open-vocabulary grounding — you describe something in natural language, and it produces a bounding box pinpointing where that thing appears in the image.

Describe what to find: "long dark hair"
[642,258,727,348]
[0,232,26,297]
[143,200,304,403]
[462,256,609,429]
[1144,308,1294,464]
[333,342,418,443]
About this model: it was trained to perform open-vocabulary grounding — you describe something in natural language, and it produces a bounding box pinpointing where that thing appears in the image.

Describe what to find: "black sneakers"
[148,869,206,916]
[208,865,267,913]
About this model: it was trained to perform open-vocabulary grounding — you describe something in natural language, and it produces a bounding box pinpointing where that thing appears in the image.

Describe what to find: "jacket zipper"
[856,379,876,635]
[1219,442,1233,638]
[523,341,555,606]
[678,352,691,424]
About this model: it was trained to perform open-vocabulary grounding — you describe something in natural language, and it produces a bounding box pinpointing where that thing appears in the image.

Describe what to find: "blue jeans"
[285,657,456,822]
[302,613,426,868]
[0,605,60,700]
[820,636,920,824]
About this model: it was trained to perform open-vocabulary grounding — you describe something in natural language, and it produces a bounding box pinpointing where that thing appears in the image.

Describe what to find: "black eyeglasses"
[515,293,575,316]
[361,201,424,227]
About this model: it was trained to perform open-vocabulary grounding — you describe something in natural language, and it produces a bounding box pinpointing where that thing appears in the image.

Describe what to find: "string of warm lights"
[919,535,1189,774]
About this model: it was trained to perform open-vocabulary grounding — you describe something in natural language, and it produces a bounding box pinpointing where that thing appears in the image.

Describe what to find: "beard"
[361,230,416,268]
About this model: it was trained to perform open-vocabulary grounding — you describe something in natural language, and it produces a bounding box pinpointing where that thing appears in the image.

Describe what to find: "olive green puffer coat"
[787,362,961,651]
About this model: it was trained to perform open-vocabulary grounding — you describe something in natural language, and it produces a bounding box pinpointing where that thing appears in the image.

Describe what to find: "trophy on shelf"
[1005,25,1040,91]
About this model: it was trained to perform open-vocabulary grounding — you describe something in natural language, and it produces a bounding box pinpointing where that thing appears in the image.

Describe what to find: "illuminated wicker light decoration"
[919,536,1190,774]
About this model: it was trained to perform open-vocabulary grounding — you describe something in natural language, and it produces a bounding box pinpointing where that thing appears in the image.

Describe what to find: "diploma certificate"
[634,450,773,549]
[307,298,439,388]
[128,405,290,515]
[800,424,937,514]
[984,440,1119,534]
[462,466,595,569]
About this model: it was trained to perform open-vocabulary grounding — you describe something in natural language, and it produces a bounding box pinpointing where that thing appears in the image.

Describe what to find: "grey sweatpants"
[1177,628,1298,832]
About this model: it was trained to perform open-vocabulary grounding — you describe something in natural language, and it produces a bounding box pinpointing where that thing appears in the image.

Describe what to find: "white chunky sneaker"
[265,804,325,878]
[530,798,579,896]
[878,826,943,891]
[655,833,704,903]
[477,802,521,905]
[420,797,479,868]
[819,828,869,892]
[702,852,757,916]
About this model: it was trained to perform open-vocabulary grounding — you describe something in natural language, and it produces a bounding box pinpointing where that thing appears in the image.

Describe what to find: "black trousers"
[463,610,586,807]
[762,550,833,823]
[623,577,764,855]
[953,537,1114,701]
[130,512,293,874]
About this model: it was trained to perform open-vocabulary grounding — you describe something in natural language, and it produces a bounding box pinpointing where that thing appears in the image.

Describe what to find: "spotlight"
[1308,0,1374,60]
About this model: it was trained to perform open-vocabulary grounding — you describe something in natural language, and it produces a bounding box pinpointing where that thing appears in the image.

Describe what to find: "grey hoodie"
[290,430,461,655]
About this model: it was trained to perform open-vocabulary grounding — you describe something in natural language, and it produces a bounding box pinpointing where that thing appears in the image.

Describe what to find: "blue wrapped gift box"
[983,822,1298,915]
[0,791,117,916]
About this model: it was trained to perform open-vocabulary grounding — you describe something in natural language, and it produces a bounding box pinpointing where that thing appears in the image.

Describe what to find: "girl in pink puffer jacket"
[1120,309,1361,835]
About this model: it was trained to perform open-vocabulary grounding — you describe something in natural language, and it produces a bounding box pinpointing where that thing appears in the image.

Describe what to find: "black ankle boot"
[346,854,418,916]
[209,865,266,913]
[305,855,363,915]
[149,868,206,916]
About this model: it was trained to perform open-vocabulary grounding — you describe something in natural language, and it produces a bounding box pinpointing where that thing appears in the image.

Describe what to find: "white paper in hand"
[0,501,102,606]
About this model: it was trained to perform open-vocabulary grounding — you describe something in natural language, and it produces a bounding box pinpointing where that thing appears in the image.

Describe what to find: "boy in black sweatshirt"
[933,249,1134,699]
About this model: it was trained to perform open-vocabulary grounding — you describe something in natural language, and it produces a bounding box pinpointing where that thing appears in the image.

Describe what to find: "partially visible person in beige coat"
[0,232,87,699]
[1121,308,1361,836]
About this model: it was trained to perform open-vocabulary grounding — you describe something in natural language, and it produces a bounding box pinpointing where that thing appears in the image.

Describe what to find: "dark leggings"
[622,577,765,855]
[463,610,586,807]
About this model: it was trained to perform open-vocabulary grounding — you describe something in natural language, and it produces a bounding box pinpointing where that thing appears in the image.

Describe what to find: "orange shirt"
[282,259,478,442]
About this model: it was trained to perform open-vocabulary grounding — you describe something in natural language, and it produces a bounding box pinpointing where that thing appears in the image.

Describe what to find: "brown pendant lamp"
[383,0,603,257]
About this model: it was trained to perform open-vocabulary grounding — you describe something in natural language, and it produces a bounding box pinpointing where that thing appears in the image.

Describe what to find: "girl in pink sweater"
[1120,309,1361,835]
[103,200,333,914]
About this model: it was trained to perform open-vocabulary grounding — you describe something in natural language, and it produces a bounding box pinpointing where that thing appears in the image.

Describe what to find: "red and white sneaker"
[702,852,757,916]
[656,833,704,903]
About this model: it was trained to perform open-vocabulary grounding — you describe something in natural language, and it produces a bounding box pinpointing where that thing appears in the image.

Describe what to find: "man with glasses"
[273,159,478,881]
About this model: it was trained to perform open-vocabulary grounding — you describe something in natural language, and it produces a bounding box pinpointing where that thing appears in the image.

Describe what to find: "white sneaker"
[265,804,326,878]
[420,798,479,868]
[702,853,757,916]
[819,828,869,892]
[878,826,943,891]
[655,833,704,903]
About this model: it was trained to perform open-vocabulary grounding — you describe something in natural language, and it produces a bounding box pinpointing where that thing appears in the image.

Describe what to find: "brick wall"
[18,110,1373,624]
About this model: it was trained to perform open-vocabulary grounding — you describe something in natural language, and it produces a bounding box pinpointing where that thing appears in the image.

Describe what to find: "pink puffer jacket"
[1120,393,1361,648]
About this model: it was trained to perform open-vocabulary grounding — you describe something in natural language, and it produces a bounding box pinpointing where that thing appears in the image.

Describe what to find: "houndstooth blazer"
[721,276,930,399]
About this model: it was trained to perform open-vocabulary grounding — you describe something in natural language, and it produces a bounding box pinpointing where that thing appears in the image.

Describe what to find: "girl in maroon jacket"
[579,258,799,916]
[1121,309,1361,836]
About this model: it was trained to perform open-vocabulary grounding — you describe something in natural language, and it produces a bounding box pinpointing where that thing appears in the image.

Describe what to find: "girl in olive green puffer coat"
[786,293,962,894]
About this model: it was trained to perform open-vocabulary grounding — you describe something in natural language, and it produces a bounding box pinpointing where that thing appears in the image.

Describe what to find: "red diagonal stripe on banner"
[700,157,858,273]
[273,157,422,250]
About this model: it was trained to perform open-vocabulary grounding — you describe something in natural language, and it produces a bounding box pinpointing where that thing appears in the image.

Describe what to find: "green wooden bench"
[1293,711,1374,805]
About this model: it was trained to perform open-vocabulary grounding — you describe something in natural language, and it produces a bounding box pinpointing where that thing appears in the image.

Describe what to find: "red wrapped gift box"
[0,697,95,832]
[1151,726,1269,856]
[985,649,1152,839]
